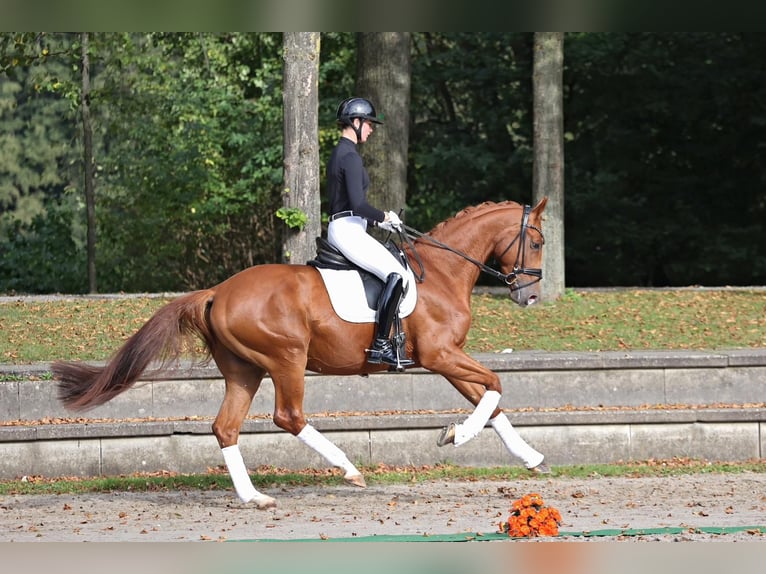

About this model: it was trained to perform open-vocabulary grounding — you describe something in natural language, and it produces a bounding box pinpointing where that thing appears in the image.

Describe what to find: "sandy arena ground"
[1,472,765,542]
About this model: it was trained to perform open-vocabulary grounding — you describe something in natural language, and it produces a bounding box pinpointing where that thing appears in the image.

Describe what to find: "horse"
[52,197,549,510]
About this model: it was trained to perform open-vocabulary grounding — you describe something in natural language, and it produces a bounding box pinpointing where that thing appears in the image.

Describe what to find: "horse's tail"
[53,290,216,411]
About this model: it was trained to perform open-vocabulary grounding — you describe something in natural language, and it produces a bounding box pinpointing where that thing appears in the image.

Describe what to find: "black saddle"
[307,237,408,309]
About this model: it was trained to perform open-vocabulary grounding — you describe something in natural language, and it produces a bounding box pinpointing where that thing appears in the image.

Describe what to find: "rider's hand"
[385,211,403,231]
[378,219,395,232]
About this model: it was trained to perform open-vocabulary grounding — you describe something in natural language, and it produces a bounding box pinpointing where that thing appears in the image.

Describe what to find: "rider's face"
[358,119,374,142]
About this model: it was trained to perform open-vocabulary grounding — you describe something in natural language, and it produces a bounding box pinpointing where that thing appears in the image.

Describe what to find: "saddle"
[307,237,417,322]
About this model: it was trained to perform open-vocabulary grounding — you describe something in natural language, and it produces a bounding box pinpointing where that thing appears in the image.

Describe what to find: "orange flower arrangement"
[498,493,563,538]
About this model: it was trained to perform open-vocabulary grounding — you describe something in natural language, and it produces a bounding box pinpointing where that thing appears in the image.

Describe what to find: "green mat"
[236,525,765,542]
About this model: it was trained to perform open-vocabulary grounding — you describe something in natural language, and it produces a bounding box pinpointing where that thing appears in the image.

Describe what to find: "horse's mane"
[427,200,522,237]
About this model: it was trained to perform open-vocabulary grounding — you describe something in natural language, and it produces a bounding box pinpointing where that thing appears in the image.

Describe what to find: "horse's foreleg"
[432,355,547,471]
[451,390,501,447]
[438,377,501,447]
[489,412,545,470]
[271,369,366,488]
[212,367,276,509]
[425,351,504,447]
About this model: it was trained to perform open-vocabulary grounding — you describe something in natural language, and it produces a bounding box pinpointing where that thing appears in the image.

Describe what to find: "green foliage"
[94,33,284,291]
[564,33,766,286]
[0,33,80,240]
[407,33,534,231]
[275,206,308,230]
[0,200,87,294]
[2,32,766,292]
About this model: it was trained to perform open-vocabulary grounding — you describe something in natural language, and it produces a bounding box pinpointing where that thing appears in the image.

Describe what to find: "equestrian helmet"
[336,97,383,126]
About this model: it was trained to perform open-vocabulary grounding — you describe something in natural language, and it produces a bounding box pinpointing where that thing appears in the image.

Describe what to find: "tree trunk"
[355,33,411,223]
[532,32,565,301]
[81,32,97,293]
[281,32,321,264]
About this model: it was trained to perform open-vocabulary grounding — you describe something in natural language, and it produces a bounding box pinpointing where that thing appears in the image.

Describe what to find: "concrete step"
[1,350,764,478]
[3,349,766,421]
[1,407,764,478]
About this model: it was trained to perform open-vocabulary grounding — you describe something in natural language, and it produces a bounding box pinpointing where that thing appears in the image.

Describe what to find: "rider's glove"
[385,211,403,231]
[378,220,395,232]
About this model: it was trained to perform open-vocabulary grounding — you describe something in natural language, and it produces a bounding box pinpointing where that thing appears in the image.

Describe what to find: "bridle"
[399,204,544,292]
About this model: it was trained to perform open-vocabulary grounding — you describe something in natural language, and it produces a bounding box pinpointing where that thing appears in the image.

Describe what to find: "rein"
[398,204,544,291]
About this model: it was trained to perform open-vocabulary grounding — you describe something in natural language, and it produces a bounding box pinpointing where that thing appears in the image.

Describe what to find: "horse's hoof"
[436,423,456,447]
[252,494,277,510]
[529,461,551,475]
[344,473,367,488]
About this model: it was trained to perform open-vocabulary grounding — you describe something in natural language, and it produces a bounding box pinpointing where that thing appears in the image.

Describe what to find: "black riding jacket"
[326,137,385,223]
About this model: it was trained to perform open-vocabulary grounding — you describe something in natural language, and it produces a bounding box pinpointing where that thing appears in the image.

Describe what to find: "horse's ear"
[532,196,548,213]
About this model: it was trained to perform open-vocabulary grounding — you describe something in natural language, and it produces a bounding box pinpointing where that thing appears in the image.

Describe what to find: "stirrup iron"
[389,316,414,371]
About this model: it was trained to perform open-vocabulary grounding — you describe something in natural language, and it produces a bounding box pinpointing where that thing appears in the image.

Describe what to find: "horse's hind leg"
[212,350,276,509]
[270,366,366,488]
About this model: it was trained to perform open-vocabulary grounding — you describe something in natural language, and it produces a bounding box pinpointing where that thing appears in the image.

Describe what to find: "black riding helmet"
[336,97,383,142]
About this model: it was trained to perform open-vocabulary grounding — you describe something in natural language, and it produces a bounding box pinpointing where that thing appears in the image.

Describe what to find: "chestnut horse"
[53,197,549,509]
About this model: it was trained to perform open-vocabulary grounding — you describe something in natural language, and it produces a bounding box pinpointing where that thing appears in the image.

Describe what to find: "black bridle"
[399,204,544,292]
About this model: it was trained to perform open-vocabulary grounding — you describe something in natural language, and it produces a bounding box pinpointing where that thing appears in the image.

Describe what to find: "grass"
[1,290,763,495]
[470,288,766,352]
[1,288,765,364]
[0,296,174,363]
[1,459,763,495]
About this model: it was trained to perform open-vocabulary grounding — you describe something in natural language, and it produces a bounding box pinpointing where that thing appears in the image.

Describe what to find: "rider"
[326,97,413,368]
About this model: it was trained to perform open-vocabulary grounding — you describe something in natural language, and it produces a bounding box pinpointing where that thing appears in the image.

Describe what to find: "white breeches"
[328,216,410,291]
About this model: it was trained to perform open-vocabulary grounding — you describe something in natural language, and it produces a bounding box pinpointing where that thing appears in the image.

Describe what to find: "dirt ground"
[1,472,765,542]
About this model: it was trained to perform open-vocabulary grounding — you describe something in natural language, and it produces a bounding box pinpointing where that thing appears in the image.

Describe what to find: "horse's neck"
[419,205,516,293]
[434,206,515,260]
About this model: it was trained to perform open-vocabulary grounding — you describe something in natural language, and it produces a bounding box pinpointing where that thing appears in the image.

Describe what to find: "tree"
[280,32,321,264]
[355,33,412,221]
[0,32,89,293]
[80,32,97,293]
[4,33,766,292]
[407,33,534,233]
[532,32,565,301]
[95,33,284,291]
[564,33,766,286]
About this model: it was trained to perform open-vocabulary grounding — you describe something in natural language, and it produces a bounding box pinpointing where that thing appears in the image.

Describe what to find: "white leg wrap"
[490,412,544,469]
[453,390,501,446]
[297,424,360,477]
[221,444,260,503]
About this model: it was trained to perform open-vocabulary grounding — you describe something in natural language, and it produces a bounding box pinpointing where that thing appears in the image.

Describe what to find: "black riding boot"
[367,273,413,367]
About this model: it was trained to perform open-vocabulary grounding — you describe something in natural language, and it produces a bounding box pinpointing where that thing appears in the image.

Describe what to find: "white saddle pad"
[316,267,417,323]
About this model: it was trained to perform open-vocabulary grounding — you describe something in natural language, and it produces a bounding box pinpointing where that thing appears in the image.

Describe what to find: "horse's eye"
[530,240,540,249]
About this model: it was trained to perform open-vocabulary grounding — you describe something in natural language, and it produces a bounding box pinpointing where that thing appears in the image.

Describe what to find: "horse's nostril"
[527,295,538,306]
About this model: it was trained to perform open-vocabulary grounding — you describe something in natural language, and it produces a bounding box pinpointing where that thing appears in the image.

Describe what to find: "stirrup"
[388,356,415,372]
[390,318,414,371]
[367,339,414,370]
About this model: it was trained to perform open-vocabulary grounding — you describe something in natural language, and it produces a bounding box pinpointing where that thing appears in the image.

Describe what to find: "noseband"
[400,204,544,292]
